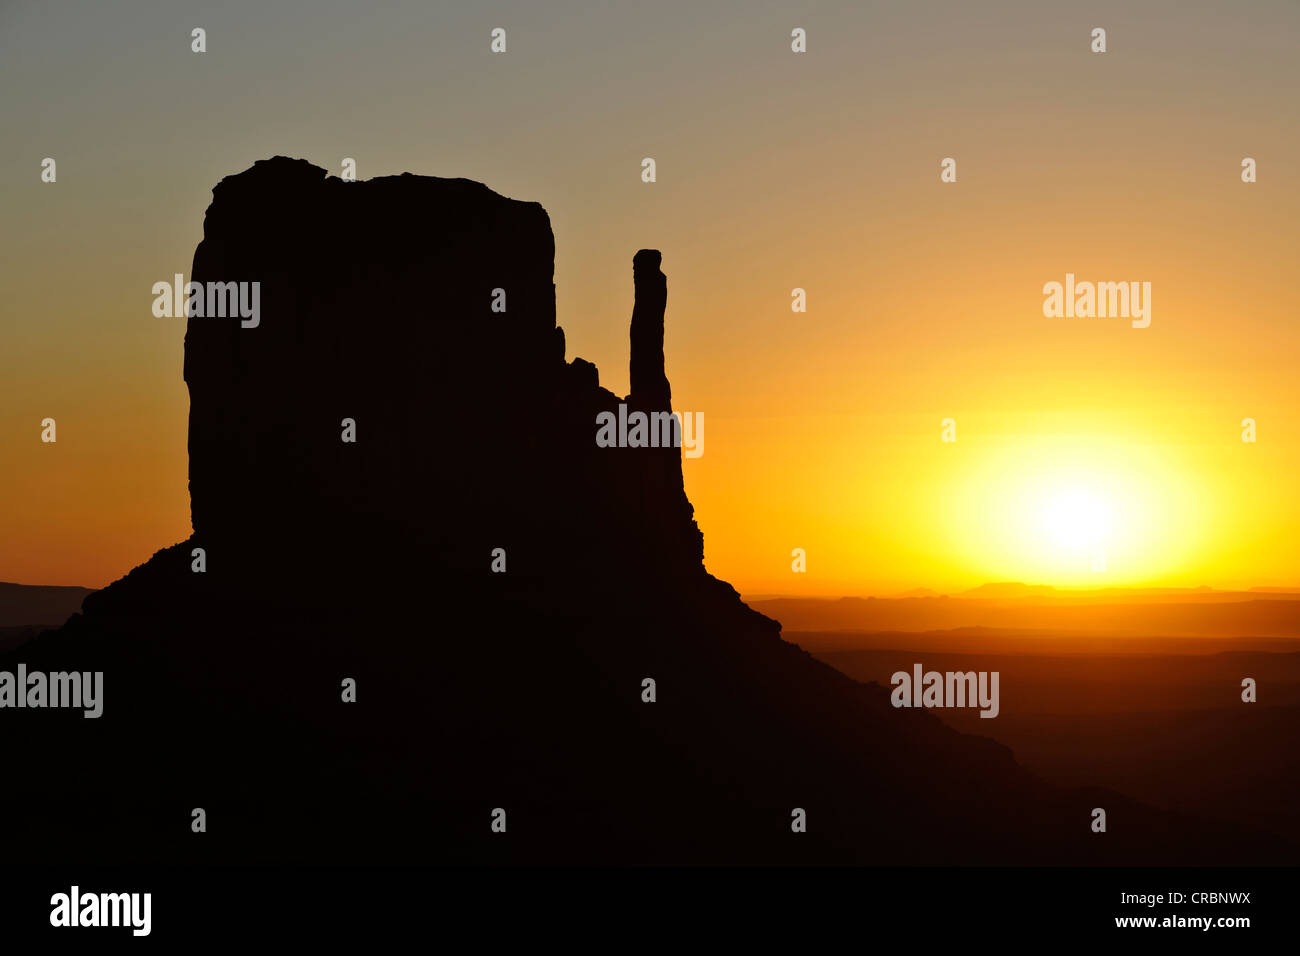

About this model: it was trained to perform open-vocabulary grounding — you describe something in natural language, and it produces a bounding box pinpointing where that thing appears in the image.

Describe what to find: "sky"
[1,0,1297,595]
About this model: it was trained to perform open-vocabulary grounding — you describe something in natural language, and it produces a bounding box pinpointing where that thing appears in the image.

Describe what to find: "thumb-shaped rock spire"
[629,249,670,409]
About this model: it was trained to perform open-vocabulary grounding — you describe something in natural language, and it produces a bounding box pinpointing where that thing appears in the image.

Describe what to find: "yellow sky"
[1,1,1296,594]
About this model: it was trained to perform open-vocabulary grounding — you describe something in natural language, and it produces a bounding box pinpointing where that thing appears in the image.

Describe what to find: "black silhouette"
[2,158,1289,864]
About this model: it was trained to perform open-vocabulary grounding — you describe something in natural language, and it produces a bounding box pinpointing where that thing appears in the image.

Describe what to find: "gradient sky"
[2,0,1297,595]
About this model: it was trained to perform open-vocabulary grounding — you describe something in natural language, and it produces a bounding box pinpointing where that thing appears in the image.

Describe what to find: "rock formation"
[178,158,701,596]
[0,158,1287,865]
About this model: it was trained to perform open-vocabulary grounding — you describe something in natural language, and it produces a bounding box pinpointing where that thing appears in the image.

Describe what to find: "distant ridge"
[748,584,1300,603]
[958,582,1057,598]
[0,581,93,628]
[752,592,1300,637]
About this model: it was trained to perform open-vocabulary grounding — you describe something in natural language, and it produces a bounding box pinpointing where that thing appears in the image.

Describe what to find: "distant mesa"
[0,582,94,630]
[957,582,1057,599]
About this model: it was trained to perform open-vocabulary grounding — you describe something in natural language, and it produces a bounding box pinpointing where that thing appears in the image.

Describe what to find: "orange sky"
[2,1,1297,594]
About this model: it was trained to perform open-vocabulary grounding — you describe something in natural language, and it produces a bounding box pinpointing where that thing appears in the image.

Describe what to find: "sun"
[1039,487,1112,553]
[924,438,1211,588]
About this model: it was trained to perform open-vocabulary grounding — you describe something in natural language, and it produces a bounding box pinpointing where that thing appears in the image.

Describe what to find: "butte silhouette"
[1,157,1286,864]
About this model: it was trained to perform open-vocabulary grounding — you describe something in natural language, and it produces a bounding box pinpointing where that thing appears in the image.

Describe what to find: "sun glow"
[910,434,1218,589]
[1039,487,1113,554]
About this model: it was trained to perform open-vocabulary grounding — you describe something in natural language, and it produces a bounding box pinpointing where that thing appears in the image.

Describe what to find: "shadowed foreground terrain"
[2,158,1289,865]
[813,640,1300,847]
